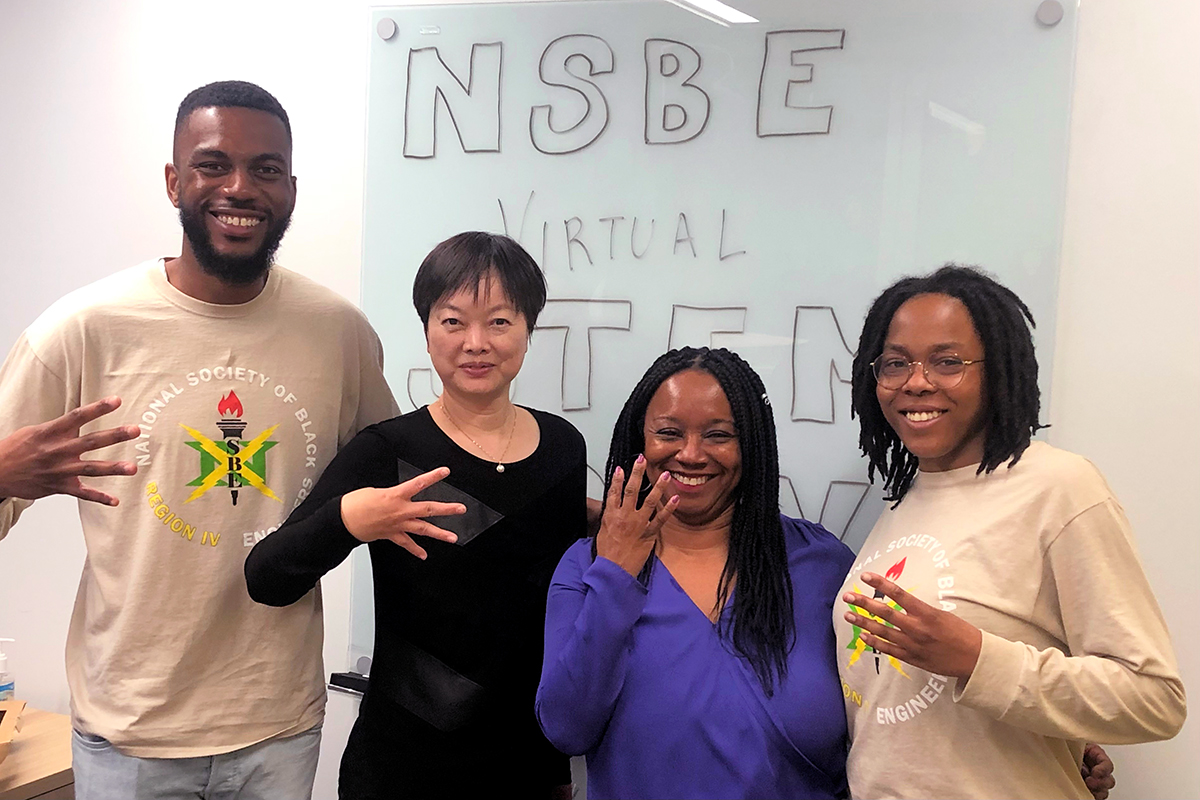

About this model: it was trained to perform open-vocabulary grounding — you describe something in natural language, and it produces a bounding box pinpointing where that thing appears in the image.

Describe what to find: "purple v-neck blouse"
[537,516,854,799]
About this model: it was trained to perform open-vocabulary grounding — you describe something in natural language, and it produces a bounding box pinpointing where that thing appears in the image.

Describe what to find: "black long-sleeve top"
[245,406,587,798]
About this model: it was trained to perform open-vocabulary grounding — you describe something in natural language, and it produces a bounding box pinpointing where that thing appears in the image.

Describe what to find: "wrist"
[339,491,371,542]
[958,626,983,679]
[596,542,652,577]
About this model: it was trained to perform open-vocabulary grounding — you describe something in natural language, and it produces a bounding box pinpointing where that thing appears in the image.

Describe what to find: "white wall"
[0,1,1195,798]
[0,3,380,796]
[1049,0,1200,796]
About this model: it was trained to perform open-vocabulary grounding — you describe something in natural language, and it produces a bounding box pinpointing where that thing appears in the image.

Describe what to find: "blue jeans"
[71,724,321,800]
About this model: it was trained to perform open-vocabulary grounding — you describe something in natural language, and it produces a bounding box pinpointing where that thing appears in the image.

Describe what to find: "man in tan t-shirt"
[0,81,400,800]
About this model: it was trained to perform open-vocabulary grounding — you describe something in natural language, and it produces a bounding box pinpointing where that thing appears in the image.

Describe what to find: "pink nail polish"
[636,454,645,464]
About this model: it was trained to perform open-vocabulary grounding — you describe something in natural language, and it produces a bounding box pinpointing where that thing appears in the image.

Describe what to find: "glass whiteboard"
[351,0,1077,666]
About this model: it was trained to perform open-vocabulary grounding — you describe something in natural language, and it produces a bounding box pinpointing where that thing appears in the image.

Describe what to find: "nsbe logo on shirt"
[841,536,960,726]
[130,365,330,550]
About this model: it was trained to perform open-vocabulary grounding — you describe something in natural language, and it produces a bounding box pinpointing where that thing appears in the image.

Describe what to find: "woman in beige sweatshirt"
[836,265,1184,799]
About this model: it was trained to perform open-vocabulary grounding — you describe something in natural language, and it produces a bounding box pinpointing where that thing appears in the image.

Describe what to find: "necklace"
[438,399,516,473]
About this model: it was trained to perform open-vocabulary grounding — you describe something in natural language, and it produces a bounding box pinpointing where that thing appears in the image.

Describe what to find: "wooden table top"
[0,708,73,800]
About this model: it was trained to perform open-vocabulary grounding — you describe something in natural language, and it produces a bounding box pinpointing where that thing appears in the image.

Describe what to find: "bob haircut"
[412,231,547,332]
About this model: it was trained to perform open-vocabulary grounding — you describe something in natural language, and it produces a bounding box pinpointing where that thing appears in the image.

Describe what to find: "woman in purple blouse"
[536,347,854,799]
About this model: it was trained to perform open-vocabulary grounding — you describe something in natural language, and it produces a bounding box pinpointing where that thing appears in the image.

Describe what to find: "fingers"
[857,627,906,661]
[386,521,459,559]
[416,500,466,518]
[605,466,625,510]
[70,424,142,455]
[73,460,138,478]
[1082,744,1114,779]
[623,455,646,503]
[860,572,924,613]
[638,471,676,539]
[645,494,680,539]
[400,519,459,544]
[66,482,122,507]
[395,466,451,498]
[844,608,908,650]
[54,396,123,432]
[641,470,672,515]
[387,532,429,561]
[1083,773,1112,800]
[843,591,905,628]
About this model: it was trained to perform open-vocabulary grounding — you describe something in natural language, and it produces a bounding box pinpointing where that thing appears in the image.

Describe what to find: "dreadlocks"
[600,347,795,691]
[851,264,1047,504]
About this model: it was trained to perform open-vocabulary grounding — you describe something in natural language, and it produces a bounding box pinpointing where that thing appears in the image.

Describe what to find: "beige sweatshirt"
[835,441,1185,799]
[0,260,398,757]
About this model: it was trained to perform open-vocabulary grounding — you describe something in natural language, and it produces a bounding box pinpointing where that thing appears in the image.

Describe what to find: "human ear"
[165,163,180,208]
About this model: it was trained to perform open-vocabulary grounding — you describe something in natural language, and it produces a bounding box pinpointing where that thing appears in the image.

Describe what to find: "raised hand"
[842,571,983,680]
[596,454,679,576]
[340,466,466,559]
[0,396,140,506]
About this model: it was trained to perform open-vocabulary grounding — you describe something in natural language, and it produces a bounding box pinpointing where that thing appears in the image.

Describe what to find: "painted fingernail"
[636,454,645,464]
[660,471,670,481]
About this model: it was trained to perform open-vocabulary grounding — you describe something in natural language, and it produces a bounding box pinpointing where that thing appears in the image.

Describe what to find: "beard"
[178,203,292,286]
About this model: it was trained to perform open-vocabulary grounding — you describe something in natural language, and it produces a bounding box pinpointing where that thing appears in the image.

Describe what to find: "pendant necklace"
[438,399,516,473]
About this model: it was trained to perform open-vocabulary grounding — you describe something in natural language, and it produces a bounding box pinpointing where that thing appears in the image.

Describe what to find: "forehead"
[646,369,732,420]
[885,293,982,351]
[434,273,516,311]
[175,106,291,162]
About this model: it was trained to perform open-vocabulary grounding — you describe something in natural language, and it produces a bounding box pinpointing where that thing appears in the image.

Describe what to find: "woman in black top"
[245,232,586,799]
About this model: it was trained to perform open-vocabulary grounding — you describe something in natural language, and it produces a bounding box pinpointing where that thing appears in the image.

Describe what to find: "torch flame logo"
[217,391,243,418]
[885,557,907,582]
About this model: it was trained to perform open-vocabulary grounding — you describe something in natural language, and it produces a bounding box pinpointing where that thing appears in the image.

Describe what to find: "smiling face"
[642,369,742,528]
[426,274,529,401]
[876,293,988,472]
[167,106,296,285]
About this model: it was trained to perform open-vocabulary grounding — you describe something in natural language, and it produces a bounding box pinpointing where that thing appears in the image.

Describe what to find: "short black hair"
[851,264,1047,504]
[412,232,548,332]
[174,81,292,150]
[600,347,795,692]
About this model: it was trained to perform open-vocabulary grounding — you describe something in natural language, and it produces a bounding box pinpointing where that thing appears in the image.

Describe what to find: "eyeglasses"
[871,354,984,390]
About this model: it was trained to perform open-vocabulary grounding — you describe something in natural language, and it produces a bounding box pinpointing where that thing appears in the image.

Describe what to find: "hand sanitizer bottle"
[0,639,15,700]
